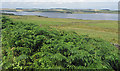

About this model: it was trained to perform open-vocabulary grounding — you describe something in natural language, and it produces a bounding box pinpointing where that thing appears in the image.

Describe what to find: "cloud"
[1,0,119,2]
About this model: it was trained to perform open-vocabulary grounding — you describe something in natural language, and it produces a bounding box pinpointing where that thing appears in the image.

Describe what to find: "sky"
[1,0,119,10]
[1,0,120,2]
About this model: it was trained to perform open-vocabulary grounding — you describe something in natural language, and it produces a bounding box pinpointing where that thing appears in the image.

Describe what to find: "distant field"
[1,8,118,14]
[4,15,118,44]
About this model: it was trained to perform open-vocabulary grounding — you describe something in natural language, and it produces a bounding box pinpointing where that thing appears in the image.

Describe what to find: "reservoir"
[3,12,118,20]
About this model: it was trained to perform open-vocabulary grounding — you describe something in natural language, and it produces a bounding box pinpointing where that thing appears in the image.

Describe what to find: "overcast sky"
[1,0,119,10]
[1,0,120,2]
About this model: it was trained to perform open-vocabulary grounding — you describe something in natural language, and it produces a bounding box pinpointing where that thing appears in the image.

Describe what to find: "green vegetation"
[1,16,120,70]
[5,15,118,44]
[1,8,118,14]
[1,13,15,15]
[71,9,118,14]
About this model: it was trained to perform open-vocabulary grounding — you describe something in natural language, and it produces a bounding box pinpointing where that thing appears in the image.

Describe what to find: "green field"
[4,15,118,44]
[2,8,118,14]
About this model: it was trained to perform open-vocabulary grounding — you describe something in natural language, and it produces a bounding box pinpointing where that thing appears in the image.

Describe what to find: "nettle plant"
[1,16,120,70]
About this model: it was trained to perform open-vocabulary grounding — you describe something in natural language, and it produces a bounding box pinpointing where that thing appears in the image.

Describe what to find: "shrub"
[1,16,120,70]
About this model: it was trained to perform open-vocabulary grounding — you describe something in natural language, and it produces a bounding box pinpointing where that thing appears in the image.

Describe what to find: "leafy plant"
[1,16,120,70]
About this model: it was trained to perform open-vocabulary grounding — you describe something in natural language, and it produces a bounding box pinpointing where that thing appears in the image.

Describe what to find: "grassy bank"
[4,15,118,44]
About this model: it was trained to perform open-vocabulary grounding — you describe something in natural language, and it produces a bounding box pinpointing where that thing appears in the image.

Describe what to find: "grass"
[3,15,118,44]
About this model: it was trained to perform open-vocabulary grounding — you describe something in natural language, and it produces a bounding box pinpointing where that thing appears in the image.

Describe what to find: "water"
[3,12,118,20]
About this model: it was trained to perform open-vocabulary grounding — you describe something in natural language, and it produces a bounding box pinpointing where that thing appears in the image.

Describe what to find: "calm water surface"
[3,12,118,20]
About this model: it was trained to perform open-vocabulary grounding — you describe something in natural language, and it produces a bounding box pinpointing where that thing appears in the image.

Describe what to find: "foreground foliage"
[1,16,120,70]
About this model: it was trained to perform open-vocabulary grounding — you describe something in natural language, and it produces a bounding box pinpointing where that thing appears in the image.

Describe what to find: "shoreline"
[1,12,118,21]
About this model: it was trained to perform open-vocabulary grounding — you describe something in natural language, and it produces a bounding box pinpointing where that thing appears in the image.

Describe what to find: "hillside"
[1,16,120,70]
